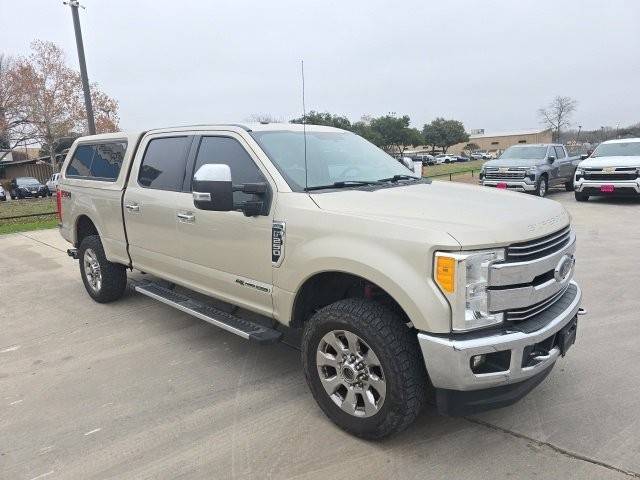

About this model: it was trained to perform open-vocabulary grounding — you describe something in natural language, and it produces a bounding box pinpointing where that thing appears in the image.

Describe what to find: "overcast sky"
[2,0,639,133]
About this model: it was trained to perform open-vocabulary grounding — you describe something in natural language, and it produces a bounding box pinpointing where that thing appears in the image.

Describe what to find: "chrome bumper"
[418,281,581,391]
[482,180,537,191]
[575,179,640,193]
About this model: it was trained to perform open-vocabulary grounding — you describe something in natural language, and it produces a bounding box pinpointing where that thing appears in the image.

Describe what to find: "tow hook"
[578,307,587,316]
[67,248,78,260]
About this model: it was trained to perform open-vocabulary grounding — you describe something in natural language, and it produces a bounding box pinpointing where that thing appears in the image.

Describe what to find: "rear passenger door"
[554,146,572,181]
[123,134,194,280]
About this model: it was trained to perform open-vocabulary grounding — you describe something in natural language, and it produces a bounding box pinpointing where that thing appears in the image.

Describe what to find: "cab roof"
[600,137,640,144]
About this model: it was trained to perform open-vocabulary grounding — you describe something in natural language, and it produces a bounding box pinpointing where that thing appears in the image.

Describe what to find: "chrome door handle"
[176,212,195,222]
[124,203,140,212]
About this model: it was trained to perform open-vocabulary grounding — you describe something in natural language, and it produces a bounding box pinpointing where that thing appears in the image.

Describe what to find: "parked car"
[455,155,470,162]
[415,154,434,165]
[58,124,582,439]
[434,153,457,164]
[479,144,580,197]
[0,185,6,201]
[9,177,48,199]
[471,151,493,160]
[574,138,640,201]
[46,173,61,195]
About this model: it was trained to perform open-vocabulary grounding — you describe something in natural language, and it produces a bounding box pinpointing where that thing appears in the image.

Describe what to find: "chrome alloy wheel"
[539,178,547,197]
[83,248,102,293]
[316,330,386,418]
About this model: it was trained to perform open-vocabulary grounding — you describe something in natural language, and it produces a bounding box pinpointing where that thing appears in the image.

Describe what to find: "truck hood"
[310,181,570,248]
[483,158,543,168]
[579,156,640,168]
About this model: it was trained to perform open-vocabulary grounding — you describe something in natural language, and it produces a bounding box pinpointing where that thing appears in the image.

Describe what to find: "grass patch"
[0,197,58,234]
[0,218,58,235]
[423,159,485,177]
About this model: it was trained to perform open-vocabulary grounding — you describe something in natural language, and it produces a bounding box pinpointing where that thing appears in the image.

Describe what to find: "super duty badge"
[272,221,285,267]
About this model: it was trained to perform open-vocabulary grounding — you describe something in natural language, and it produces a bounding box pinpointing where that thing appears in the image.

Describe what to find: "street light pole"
[66,0,96,135]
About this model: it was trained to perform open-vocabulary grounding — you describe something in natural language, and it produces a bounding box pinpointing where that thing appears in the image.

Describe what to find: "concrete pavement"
[1,191,639,479]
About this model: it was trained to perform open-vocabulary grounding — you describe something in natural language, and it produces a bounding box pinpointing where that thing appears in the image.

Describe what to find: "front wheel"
[302,298,427,439]
[574,191,589,202]
[565,181,575,192]
[535,176,548,197]
[78,235,127,303]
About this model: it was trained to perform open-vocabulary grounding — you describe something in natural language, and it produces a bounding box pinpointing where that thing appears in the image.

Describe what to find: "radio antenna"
[301,60,308,190]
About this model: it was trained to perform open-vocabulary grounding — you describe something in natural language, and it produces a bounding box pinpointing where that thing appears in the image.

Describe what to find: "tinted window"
[138,137,191,191]
[66,145,94,177]
[66,142,126,180]
[554,146,565,159]
[193,136,265,202]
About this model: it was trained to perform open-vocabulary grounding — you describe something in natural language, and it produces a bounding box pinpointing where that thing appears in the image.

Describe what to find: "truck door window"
[138,136,191,191]
[554,146,565,159]
[192,136,266,203]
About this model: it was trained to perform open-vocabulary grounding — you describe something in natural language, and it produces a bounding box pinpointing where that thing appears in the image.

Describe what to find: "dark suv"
[10,177,49,199]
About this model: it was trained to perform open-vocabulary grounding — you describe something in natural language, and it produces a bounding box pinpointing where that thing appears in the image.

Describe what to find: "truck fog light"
[471,354,485,370]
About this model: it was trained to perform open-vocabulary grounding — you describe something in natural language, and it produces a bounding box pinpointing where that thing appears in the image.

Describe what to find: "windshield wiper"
[304,180,381,191]
[376,174,420,183]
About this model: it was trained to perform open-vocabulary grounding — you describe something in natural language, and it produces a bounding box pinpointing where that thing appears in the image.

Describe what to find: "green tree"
[290,110,352,130]
[369,115,422,156]
[422,118,469,153]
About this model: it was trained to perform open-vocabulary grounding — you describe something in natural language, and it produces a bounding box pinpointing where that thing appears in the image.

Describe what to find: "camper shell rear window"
[65,141,127,181]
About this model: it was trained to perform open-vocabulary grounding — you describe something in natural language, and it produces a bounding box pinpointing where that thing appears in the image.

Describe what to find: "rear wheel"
[302,298,427,439]
[78,235,127,303]
[574,191,589,202]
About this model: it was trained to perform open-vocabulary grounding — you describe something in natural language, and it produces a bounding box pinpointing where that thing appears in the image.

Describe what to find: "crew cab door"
[554,146,573,180]
[174,133,275,317]
[123,134,194,280]
[546,145,563,184]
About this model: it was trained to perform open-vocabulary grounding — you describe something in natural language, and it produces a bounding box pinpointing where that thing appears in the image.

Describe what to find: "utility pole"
[65,0,96,135]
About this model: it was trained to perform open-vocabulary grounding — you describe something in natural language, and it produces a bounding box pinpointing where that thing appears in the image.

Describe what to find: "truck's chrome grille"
[485,169,526,180]
[584,168,637,181]
[505,284,569,321]
[506,225,571,261]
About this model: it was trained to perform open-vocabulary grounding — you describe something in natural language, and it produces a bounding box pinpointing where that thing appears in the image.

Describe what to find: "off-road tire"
[302,298,427,439]
[574,191,589,202]
[535,175,548,197]
[564,181,574,192]
[78,235,127,303]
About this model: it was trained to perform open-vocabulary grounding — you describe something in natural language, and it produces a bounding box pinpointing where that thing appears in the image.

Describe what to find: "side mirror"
[580,154,588,160]
[192,164,233,211]
[547,156,556,163]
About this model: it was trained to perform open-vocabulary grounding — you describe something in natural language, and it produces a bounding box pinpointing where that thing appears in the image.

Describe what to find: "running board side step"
[132,281,282,344]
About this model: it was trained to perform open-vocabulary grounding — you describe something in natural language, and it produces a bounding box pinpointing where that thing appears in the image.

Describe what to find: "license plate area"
[600,184,615,193]
[557,316,578,356]
[497,182,507,189]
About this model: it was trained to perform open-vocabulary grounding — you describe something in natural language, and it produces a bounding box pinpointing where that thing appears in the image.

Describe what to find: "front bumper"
[575,179,640,196]
[481,180,537,192]
[418,281,581,411]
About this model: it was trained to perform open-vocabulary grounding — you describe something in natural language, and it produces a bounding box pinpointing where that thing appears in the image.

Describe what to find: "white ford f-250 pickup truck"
[58,123,583,438]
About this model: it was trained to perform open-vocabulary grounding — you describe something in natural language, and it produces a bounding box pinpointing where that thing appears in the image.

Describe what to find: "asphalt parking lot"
[1,190,639,480]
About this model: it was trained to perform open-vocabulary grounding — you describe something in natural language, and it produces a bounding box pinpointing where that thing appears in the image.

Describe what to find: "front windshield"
[17,177,40,186]
[499,146,548,160]
[250,130,416,191]
[592,142,640,157]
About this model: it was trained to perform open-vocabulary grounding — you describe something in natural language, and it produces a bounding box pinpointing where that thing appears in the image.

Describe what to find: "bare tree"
[538,96,577,142]
[15,40,120,170]
[0,54,37,160]
[246,113,282,123]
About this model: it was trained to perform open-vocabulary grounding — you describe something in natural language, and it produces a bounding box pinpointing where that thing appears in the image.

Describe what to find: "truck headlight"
[575,168,584,180]
[435,249,505,331]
